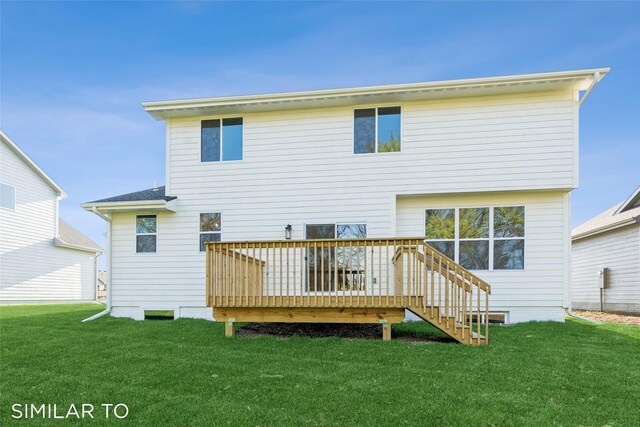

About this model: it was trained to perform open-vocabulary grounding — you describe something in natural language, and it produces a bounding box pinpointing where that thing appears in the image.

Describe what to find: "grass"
[1,304,639,426]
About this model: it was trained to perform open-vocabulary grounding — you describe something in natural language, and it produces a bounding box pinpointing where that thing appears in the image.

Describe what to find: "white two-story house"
[83,68,608,329]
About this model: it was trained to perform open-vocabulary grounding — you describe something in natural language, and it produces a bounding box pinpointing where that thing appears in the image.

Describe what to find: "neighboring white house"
[82,68,608,323]
[0,131,103,304]
[571,186,640,313]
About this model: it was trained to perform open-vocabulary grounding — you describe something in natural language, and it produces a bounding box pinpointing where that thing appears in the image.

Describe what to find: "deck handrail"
[206,238,490,345]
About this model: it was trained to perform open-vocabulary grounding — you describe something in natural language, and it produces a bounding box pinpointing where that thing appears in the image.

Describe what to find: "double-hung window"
[0,183,16,210]
[354,107,401,153]
[425,206,525,270]
[136,215,157,253]
[201,118,243,162]
[199,213,221,252]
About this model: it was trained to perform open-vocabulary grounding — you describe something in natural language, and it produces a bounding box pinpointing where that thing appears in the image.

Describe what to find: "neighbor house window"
[136,215,157,253]
[199,212,221,252]
[201,118,243,162]
[0,183,16,210]
[425,206,525,270]
[354,107,401,154]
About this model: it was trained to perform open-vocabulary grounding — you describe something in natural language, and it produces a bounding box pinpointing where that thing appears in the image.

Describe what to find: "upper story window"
[201,118,243,162]
[199,212,221,252]
[136,215,157,253]
[0,183,16,210]
[354,107,401,154]
[425,206,525,271]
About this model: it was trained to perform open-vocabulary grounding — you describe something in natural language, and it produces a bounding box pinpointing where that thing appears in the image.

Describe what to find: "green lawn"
[1,304,639,426]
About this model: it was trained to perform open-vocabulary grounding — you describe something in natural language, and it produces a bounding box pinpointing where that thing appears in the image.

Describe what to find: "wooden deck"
[206,238,491,345]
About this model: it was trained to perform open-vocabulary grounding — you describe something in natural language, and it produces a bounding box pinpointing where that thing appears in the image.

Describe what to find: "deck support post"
[380,319,391,341]
[225,318,236,338]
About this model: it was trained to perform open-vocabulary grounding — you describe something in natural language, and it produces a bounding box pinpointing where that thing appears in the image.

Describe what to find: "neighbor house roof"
[55,219,104,253]
[142,68,609,120]
[0,130,66,198]
[572,185,640,241]
[81,186,177,213]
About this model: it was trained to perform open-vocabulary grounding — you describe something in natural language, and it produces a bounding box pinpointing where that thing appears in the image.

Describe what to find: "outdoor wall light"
[285,224,292,240]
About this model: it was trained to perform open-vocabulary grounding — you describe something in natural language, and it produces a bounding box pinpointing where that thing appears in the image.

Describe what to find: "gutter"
[82,207,112,322]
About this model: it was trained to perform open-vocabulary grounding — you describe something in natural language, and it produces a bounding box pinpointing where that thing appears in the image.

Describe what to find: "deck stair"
[206,238,491,345]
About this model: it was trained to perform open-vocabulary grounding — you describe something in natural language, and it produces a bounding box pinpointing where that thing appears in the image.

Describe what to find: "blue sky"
[1,1,639,256]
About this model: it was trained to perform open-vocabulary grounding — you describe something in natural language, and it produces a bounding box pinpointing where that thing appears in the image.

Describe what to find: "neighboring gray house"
[572,186,640,313]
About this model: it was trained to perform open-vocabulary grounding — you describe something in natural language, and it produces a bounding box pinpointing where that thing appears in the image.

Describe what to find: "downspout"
[567,70,603,325]
[82,206,112,322]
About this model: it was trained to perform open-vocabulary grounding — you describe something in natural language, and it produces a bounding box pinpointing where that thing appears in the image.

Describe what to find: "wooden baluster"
[350,240,355,306]
[462,271,467,341]
[339,240,344,306]
[279,241,283,307]
[292,241,297,307]
[378,240,382,307]
[333,241,340,307]
[313,241,318,307]
[485,290,489,344]
[306,241,310,307]
[385,240,389,307]
[286,241,290,307]
[272,242,277,307]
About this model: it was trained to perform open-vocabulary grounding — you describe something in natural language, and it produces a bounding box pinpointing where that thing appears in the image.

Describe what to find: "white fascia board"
[142,68,610,120]
[81,199,176,213]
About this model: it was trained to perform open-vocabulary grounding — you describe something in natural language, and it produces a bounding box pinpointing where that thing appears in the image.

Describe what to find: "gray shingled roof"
[87,186,176,204]
[57,219,104,252]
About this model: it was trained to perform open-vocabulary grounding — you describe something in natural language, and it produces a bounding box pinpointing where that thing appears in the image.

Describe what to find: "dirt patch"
[572,310,640,327]
[236,323,456,343]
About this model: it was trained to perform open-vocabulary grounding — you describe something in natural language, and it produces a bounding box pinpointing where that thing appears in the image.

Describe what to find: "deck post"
[225,318,236,338]
[380,319,391,341]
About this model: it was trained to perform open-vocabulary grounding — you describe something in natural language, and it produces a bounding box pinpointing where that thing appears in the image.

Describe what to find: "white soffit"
[142,68,609,120]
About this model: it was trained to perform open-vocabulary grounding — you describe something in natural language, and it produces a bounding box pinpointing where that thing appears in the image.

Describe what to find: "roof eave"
[142,68,610,120]
[81,199,177,213]
[572,216,640,241]
[54,238,104,254]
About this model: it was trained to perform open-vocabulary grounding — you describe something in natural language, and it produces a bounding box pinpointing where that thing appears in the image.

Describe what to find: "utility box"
[597,267,609,289]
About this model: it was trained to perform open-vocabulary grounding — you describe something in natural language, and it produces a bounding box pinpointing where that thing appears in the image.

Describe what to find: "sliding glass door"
[305,223,366,292]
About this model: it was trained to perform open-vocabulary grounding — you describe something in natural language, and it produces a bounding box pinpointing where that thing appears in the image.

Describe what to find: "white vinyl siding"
[109,90,577,321]
[0,140,97,304]
[572,225,640,312]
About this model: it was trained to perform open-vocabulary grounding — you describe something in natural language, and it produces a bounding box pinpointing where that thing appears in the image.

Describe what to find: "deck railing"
[206,238,490,344]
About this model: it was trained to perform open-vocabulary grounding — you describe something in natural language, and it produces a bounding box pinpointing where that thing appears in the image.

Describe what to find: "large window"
[0,183,15,210]
[425,206,525,270]
[201,118,243,162]
[354,107,401,154]
[136,215,157,253]
[199,212,221,252]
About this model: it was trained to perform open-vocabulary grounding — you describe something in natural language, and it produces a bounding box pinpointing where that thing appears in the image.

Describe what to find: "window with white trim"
[201,118,243,162]
[425,206,525,270]
[136,215,157,253]
[354,107,401,153]
[199,212,221,251]
[0,183,16,210]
